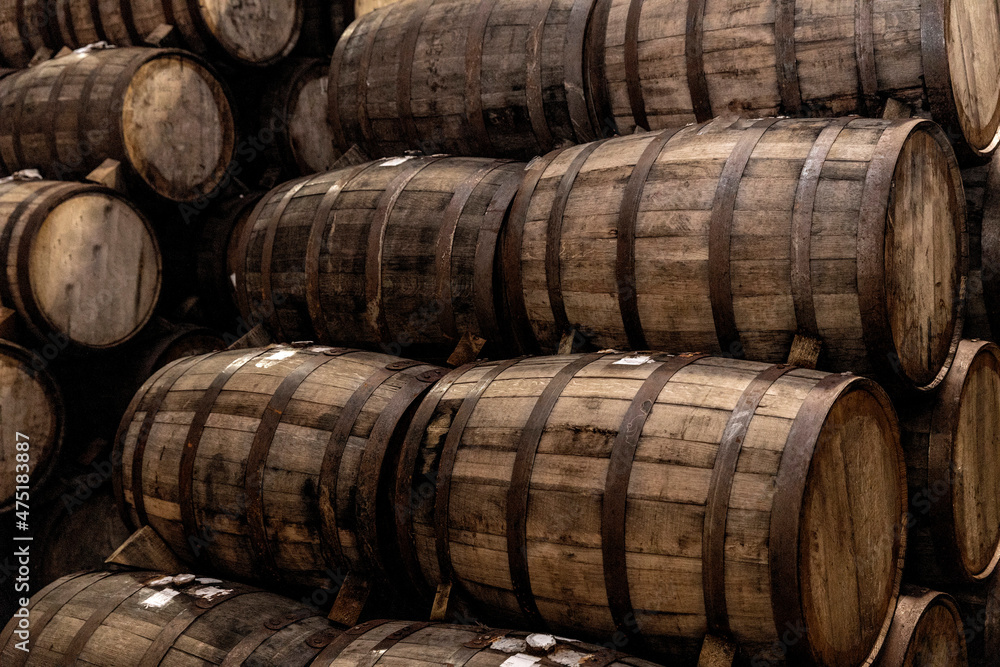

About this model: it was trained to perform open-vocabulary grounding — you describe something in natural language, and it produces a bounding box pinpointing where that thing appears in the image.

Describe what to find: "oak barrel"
[0,0,304,68]
[0,569,666,665]
[0,570,333,665]
[113,345,445,590]
[962,155,1000,339]
[898,340,1000,586]
[502,116,966,392]
[261,58,341,176]
[593,0,1000,160]
[950,577,1000,667]
[296,0,353,56]
[0,340,63,515]
[196,192,264,325]
[0,47,236,203]
[875,588,968,667]
[330,0,601,159]
[236,157,525,360]
[395,352,908,665]
[0,179,161,351]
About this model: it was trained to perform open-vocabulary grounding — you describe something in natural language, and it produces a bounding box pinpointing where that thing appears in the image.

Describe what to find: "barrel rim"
[0,338,65,515]
[264,58,331,174]
[861,118,967,393]
[878,588,967,666]
[769,373,906,666]
[931,338,1000,581]
[20,183,163,351]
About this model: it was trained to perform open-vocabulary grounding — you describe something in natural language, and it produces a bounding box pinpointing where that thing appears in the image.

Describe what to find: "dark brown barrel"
[501,116,966,392]
[0,179,161,351]
[963,155,1000,339]
[196,192,264,325]
[236,157,524,360]
[330,0,601,159]
[875,588,968,667]
[594,0,1000,160]
[949,576,1000,667]
[0,47,236,202]
[0,569,666,666]
[296,0,352,56]
[113,345,444,590]
[0,340,63,514]
[899,340,1000,586]
[260,58,341,176]
[0,570,332,665]
[395,352,907,665]
[0,0,304,67]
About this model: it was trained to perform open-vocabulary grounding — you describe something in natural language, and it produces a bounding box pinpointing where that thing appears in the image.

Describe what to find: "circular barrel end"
[884,123,965,390]
[785,378,906,666]
[201,0,303,66]
[28,191,161,350]
[945,0,1000,158]
[875,589,968,667]
[122,54,235,202]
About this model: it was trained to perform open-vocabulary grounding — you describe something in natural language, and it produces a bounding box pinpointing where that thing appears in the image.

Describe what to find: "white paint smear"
[255,349,297,367]
[193,586,232,600]
[613,355,653,366]
[141,589,180,609]
[381,156,413,167]
[500,655,541,667]
[526,634,556,650]
[491,637,527,653]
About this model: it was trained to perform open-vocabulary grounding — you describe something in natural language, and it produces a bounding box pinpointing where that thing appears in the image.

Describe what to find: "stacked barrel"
[0,1,998,667]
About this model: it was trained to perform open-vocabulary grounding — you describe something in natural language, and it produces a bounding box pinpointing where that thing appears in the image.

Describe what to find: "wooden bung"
[0,339,64,514]
[0,47,235,203]
[501,116,966,393]
[875,588,968,667]
[235,157,525,361]
[330,0,602,159]
[113,345,445,592]
[898,340,1000,587]
[0,0,303,67]
[394,352,908,666]
[962,154,1000,340]
[0,179,161,351]
[0,569,666,666]
[594,0,1000,160]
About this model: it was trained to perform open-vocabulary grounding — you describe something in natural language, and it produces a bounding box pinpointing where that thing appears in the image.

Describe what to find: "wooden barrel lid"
[287,67,339,174]
[198,0,303,65]
[876,589,967,667]
[121,54,235,202]
[777,377,905,665]
[0,340,63,512]
[883,122,964,389]
[27,191,161,349]
[944,0,1000,156]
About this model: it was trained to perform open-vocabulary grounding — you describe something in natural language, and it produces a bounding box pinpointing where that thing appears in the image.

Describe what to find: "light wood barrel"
[0,570,666,665]
[0,0,304,67]
[0,179,161,351]
[0,47,235,203]
[113,345,445,590]
[261,58,341,176]
[236,157,525,360]
[501,116,966,392]
[962,156,1000,339]
[0,340,63,514]
[594,0,1000,160]
[875,588,968,667]
[330,0,601,159]
[899,340,1000,586]
[395,352,907,665]
[0,570,333,665]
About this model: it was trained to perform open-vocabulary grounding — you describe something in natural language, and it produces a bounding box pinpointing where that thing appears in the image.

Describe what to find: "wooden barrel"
[236,157,525,360]
[501,116,966,392]
[0,0,304,67]
[0,340,63,514]
[593,0,1000,160]
[950,576,1000,667]
[330,0,601,159]
[898,340,1000,586]
[0,47,236,203]
[261,58,341,176]
[114,345,445,590]
[0,179,161,351]
[962,156,1000,339]
[875,588,968,667]
[0,570,666,666]
[394,352,907,665]
[354,0,401,18]
[196,193,264,325]
[0,570,333,665]
[296,0,352,56]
